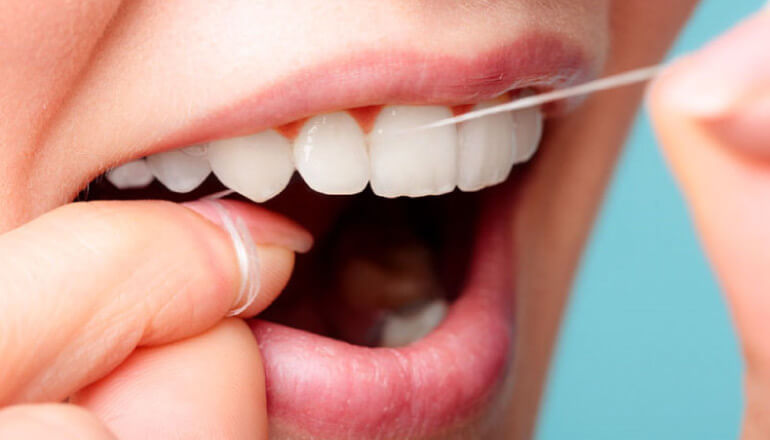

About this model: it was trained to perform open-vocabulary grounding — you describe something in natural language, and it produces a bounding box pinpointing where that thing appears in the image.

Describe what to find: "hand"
[650,8,770,439]
[0,199,311,439]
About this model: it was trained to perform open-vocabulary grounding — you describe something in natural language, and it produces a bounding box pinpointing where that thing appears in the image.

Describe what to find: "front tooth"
[293,112,369,195]
[181,143,209,157]
[512,106,544,164]
[146,150,211,193]
[208,130,295,203]
[457,98,517,192]
[106,159,155,190]
[369,106,458,198]
[380,299,449,347]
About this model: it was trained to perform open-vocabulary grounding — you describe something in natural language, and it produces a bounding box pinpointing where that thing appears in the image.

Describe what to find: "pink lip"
[249,185,517,438]
[158,33,592,154]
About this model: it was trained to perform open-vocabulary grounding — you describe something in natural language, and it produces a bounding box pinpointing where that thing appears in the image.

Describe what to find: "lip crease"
[249,181,518,439]
[155,33,592,157]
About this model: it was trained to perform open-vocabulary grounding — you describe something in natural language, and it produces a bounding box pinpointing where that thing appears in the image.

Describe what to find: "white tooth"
[146,150,211,193]
[208,130,295,203]
[457,98,517,192]
[181,143,209,157]
[512,106,544,164]
[105,159,155,190]
[369,106,457,198]
[380,299,449,348]
[293,112,369,195]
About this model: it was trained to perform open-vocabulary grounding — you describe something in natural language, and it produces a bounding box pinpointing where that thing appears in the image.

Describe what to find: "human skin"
[651,10,770,439]
[8,1,770,440]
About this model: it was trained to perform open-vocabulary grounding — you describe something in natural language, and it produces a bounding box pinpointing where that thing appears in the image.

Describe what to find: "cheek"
[0,0,122,129]
[0,0,123,227]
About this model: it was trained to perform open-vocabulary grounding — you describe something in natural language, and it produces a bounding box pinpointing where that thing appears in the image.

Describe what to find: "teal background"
[536,1,764,439]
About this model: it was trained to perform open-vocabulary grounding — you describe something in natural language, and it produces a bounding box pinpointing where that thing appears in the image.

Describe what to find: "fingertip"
[648,11,770,158]
[236,245,295,317]
[184,199,313,254]
[73,319,268,440]
[0,404,116,440]
[183,199,300,318]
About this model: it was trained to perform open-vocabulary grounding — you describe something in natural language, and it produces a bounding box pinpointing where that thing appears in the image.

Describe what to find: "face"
[0,1,697,438]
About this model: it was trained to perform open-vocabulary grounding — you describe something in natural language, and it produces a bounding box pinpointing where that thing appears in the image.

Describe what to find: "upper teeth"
[294,112,370,195]
[145,148,212,193]
[207,130,295,203]
[369,106,458,198]
[116,101,544,200]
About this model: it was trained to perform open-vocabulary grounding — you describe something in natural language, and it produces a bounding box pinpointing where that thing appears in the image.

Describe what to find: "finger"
[649,9,770,439]
[0,404,116,440]
[72,319,267,440]
[0,199,310,404]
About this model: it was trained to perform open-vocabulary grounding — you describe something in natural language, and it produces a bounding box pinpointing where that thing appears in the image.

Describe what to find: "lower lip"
[248,184,518,438]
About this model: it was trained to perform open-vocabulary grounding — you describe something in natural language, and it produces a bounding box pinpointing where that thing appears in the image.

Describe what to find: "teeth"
[380,299,449,347]
[369,106,458,198]
[457,98,517,192]
[146,150,211,193]
[106,159,155,190]
[293,112,369,195]
[181,143,209,157]
[119,102,544,200]
[512,106,544,164]
[208,130,295,203]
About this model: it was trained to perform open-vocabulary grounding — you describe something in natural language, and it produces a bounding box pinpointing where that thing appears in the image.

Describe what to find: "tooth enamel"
[146,150,211,193]
[512,106,544,164]
[105,159,155,190]
[457,98,517,192]
[181,143,209,157]
[369,106,458,198]
[380,299,449,347]
[293,112,369,195]
[208,130,295,203]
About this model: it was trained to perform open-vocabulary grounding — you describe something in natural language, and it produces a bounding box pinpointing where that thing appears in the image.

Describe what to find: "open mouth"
[77,38,592,439]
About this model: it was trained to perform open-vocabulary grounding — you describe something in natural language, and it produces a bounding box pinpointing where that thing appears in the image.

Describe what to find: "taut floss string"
[414,64,665,131]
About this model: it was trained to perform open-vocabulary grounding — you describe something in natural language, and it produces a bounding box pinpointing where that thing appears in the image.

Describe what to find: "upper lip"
[154,32,593,157]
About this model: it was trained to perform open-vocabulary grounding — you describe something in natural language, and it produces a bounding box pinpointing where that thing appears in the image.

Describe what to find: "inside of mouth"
[80,91,547,347]
[79,175,481,348]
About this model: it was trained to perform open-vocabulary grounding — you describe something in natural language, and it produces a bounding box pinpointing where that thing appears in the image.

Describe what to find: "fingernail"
[184,199,313,254]
[661,12,770,119]
[185,200,261,316]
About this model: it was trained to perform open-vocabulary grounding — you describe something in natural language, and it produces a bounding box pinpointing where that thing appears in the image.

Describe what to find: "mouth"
[79,36,592,439]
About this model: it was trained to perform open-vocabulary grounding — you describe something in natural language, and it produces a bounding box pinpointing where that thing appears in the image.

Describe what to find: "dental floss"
[204,189,236,200]
[415,64,665,131]
[205,200,261,316]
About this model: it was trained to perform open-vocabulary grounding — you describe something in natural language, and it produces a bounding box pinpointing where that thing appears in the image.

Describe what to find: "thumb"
[0,404,116,440]
[650,9,770,439]
[0,199,310,404]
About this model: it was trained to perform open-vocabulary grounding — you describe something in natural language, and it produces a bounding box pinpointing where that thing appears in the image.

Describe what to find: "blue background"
[536,1,764,438]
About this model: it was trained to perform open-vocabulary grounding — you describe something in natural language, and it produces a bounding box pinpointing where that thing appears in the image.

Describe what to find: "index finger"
[0,199,310,405]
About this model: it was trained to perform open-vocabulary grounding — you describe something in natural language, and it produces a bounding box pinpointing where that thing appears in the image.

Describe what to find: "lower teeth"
[380,299,449,347]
